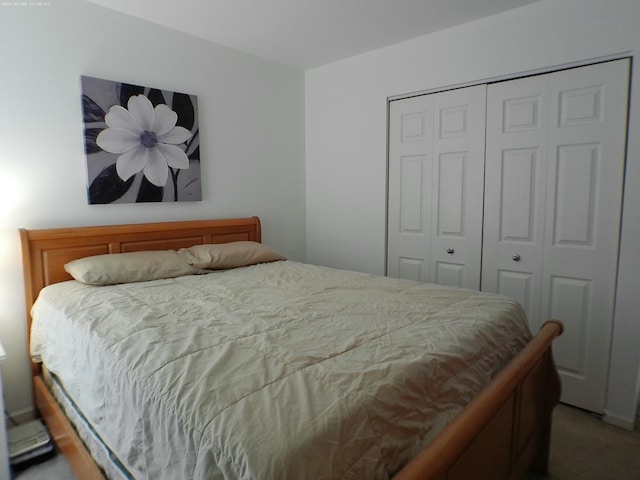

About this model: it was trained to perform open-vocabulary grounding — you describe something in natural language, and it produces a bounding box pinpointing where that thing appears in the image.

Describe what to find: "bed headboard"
[20,216,261,365]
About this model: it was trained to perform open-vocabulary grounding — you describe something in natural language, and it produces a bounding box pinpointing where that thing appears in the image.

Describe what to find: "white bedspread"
[31,260,531,480]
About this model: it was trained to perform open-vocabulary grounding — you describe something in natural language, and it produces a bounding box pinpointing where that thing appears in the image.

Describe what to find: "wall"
[0,0,305,418]
[305,0,640,427]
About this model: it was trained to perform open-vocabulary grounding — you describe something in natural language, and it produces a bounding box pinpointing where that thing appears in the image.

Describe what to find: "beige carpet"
[524,403,640,480]
[12,403,640,480]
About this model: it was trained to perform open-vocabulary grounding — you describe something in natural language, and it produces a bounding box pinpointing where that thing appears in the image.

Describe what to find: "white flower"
[96,94,193,187]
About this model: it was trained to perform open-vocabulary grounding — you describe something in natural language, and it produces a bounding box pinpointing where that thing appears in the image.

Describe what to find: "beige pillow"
[177,241,286,270]
[65,250,201,285]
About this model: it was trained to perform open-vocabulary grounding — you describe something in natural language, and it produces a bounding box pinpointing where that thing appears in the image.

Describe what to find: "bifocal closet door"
[430,87,486,288]
[482,59,629,413]
[482,74,549,325]
[387,85,486,288]
[387,94,434,283]
[541,60,629,412]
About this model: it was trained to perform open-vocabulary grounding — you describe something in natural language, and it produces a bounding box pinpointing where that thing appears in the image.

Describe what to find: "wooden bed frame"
[20,216,563,480]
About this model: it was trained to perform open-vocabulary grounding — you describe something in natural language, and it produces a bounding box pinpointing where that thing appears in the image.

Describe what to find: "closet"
[387,59,630,414]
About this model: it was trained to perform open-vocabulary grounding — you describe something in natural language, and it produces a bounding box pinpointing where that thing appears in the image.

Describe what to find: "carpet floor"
[11,403,640,479]
[523,403,640,480]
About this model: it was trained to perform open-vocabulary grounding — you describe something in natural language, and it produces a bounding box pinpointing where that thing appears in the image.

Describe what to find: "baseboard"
[602,410,636,431]
[6,407,36,426]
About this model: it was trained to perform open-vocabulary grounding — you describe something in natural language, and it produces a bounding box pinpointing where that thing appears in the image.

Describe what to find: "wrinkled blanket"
[31,260,531,479]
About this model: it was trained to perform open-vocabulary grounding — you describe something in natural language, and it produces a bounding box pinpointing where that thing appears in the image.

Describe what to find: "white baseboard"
[603,410,636,431]
[6,407,36,426]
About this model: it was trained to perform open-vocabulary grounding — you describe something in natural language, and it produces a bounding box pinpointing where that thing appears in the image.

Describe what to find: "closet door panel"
[541,59,629,412]
[484,59,629,413]
[499,148,539,241]
[387,95,433,282]
[388,85,486,289]
[482,74,550,324]
[547,276,591,373]
[430,85,486,289]
[496,270,535,316]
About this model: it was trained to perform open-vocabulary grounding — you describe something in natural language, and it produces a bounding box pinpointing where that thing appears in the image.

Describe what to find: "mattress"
[30,260,531,479]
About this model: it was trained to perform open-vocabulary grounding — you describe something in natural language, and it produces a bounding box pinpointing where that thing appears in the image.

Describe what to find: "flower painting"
[81,76,201,204]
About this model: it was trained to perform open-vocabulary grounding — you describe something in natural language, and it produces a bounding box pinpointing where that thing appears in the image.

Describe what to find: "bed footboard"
[394,320,563,480]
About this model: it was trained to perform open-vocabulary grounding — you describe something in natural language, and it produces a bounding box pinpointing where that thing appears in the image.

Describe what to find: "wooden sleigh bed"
[20,216,563,480]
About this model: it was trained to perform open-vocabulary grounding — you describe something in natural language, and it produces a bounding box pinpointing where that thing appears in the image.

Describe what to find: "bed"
[20,216,563,480]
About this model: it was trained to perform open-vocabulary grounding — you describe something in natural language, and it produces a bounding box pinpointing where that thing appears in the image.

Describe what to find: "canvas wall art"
[81,75,201,204]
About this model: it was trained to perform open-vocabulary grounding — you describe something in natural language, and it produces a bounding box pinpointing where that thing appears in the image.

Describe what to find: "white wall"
[306,0,640,427]
[0,0,305,418]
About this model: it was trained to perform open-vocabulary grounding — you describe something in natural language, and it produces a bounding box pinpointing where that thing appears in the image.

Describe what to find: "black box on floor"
[8,420,55,469]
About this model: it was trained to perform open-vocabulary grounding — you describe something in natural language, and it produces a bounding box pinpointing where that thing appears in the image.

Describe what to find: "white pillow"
[65,250,201,285]
[177,241,285,270]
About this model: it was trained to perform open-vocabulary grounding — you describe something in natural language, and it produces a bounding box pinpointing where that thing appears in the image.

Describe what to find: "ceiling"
[84,0,539,70]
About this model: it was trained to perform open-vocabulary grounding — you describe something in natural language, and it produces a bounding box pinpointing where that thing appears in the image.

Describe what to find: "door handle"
[446,248,454,254]
[512,254,521,262]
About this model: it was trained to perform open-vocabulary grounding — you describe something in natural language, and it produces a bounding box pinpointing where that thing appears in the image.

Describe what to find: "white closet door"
[540,60,629,412]
[387,85,486,288]
[429,86,486,288]
[482,75,550,323]
[387,94,434,282]
[483,59,629,413]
